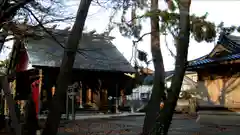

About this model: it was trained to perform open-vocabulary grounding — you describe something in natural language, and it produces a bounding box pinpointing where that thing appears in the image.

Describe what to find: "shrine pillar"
[120,89,126,107]
[100,89,108,112]
[79,85,83,108]
[38,69,43,115]
[51,86,55,97]
[86,88,92,105]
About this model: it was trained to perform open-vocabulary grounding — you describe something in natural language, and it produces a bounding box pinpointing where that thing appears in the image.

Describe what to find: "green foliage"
[106,0,148,40]
[108,0,239,45]
[0,59,9,68]
[134,9,217,43]
[190,14,216,42]
[217,22,240,34]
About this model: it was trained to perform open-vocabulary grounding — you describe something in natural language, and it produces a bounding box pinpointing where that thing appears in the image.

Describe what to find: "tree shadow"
[197,75,240,111]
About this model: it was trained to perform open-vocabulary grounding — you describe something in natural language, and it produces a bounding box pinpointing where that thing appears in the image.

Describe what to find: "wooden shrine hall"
[187,32,240,113]
[6,28,136,115]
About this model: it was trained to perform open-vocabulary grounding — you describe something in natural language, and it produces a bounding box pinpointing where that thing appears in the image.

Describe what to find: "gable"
[208,44,231,58]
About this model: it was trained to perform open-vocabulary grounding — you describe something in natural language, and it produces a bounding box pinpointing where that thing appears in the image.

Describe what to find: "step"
[198,111,240,116]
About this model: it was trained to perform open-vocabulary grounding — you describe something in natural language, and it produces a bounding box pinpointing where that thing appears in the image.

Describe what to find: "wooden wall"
[197,71,240,109]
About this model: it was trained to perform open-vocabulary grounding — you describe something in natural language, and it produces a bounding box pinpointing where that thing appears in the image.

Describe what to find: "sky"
[82,0,240,71]
[1,0,240,71]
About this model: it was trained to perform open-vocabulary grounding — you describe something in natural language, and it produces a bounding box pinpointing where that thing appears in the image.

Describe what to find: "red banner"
[16,46,29,72]
[31,80,40,116]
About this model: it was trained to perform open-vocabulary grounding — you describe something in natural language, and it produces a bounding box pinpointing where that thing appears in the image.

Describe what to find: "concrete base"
[79,105,83,108]
[196,111,240,126]
[38,112,145,120]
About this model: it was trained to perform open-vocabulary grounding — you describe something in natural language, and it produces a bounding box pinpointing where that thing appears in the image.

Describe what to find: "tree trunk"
[0,39,24,135]
[158,0,191,134]
[0,76,21,135]
[24,95,38,135]
[41,1,92,135]
[141,0,166,134]
[0,30,8,53]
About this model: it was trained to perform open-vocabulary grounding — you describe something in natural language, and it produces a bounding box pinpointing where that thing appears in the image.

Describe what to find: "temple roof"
[188,53,240,67]
[187,33,240,69]
[218,34,240,53]
[25,30,135,73]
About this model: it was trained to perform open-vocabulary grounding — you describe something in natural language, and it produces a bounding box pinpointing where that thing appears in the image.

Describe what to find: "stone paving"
[56,114,240,135]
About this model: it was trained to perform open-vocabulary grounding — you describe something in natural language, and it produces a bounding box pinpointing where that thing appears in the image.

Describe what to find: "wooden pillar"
[100,89,108,112]
[38,69,43,97]
[4,97,8,116]
[86,88,92,105]
[11,81,16,99]
[20,100,25,116]
[79,82,83,108]
[38,69,43,114]
[120,89,126,107]
[51,86,55,97]
[42,89,47,112]
[100,90,103,109]
[115,84,119,113]
[5,80,16,116]
[91,89,94,103]
[1,77,21,135]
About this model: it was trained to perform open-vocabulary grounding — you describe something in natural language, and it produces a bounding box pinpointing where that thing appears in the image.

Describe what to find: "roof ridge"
[219,34,240,53]
[188,53,240,67]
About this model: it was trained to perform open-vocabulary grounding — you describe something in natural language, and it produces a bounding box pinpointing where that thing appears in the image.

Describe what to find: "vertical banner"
[31,80,40,116]
[16,45,29,72]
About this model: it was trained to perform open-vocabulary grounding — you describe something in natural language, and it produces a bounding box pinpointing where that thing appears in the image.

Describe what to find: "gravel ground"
[56,114,240,135]
[1,114,239,135]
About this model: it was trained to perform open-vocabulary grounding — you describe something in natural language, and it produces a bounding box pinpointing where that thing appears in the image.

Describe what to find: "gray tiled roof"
[25,34,135,73]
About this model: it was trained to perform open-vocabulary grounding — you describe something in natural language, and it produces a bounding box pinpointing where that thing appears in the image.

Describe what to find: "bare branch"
[0,0,33,24]
[167,26,177,39]
[24,7,67,49]
[133,31,153,45]
[92,0,109,9]
[164,34,176,58]
[38,17,76,26]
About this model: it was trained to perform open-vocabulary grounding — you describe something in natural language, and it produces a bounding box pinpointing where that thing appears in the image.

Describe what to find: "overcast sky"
[80,1,240,71]
[1,0,240,71]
